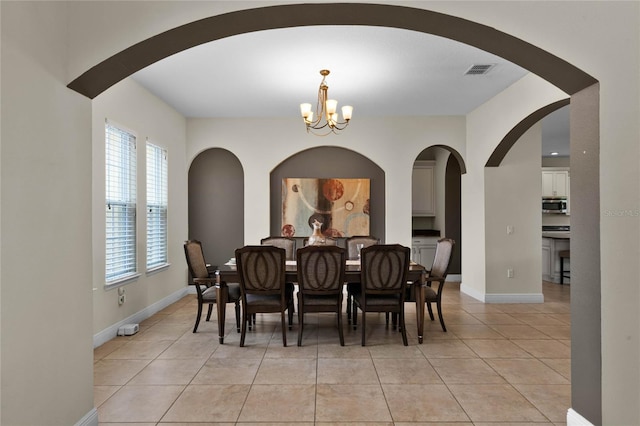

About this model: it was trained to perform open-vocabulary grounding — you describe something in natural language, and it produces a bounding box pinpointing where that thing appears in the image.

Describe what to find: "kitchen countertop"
[542,232,570,239]
[412,229,441,237]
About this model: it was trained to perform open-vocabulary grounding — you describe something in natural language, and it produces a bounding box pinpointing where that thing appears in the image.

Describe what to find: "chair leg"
[193,301,203,333]
[337,307,345,346]
[361,310,367,346]
[437,299,447,332]
[240,310,248,347]
[206,304,213,321]
[399,308,408,346]
[297,307,304,347]
[352,302,358,330]
[280,310,287,347]
[385,312,390,325]
[427,301,435,320]
[235,302,241,333]
[346,293,352,324]
[288,299,294,330]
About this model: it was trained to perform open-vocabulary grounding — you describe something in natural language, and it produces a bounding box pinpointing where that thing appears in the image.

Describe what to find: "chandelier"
[300,69,353,136]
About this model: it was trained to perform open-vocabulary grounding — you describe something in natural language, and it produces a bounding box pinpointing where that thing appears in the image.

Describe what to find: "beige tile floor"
[94,281,571,425]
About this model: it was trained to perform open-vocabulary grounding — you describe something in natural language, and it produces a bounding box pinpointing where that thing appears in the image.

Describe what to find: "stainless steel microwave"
[542,197,567,214]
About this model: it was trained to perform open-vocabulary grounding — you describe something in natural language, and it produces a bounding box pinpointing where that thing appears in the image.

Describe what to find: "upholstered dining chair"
[184,240,241,333]
[302,236,338,246]
[260,236,296,322]
[235,245,293,347]
[296,245,346,346]
[345,236,380,324]
[352,244,411,346]
[422,238,455,332]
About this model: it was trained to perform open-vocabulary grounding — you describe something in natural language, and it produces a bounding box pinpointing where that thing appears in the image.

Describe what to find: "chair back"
[346,236,380,260]
[430,238,455,278]
[297,245,345,295]
[360,244,410,295]
[303,236,338,246]
[184,240,209,279]
[235,245,286,296]
[260,236,295,260]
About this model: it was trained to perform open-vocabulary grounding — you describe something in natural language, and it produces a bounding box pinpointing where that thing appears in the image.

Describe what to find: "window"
[105,122,137,283]
[146,142,168,270]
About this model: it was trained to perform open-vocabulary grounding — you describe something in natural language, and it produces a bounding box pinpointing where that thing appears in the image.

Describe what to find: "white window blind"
[146,142,168,269]
[105,122,137,282]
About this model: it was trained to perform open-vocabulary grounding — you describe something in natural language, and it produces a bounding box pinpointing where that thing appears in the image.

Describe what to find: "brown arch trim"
[67,3,597,99]
[485,98,570,167]
[431,145,467,174]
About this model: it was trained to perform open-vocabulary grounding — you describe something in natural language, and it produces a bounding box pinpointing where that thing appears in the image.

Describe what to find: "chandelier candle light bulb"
[300,69,353,136]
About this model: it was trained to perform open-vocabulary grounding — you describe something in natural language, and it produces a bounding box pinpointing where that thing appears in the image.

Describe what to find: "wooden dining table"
[212,260,429,344]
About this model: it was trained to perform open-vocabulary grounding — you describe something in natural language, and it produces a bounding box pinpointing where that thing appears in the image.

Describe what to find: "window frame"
[105,120,139,286]
[146,140,169,271]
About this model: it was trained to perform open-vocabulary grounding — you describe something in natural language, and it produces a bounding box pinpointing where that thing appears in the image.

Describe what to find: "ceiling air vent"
[465,64,495,75]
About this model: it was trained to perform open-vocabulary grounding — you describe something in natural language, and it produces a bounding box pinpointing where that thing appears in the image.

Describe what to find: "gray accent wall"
[269,146,385,243]
[188,148,244,268]
[445,155,462,274]
[570,84,601,424]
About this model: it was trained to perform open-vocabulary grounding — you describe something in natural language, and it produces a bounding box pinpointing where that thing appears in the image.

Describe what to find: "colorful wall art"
[281,178,370,237]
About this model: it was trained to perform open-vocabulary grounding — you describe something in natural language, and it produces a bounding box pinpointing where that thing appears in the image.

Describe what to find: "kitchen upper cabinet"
[542,170,569,197]
[412,161,436,216]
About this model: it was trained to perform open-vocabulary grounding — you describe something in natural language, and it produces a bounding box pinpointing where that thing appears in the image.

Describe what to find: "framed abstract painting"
[281,178,370,237]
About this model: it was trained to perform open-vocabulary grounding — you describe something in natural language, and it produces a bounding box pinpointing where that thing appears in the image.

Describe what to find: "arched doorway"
[68,4,601,423]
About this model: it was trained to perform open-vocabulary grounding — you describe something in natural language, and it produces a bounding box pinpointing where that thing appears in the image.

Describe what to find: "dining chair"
[296,245,346,346]
[352,244,411,346]
[184,240,241,333]
[422,238,455,331]
[260,236,296,323]
[235,245,293,346]
[303,236,338,246]
[345,236,380,324]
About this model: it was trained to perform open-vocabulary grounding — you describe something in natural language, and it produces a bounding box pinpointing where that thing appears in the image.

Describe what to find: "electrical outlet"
[506,225,514,235]
[118,294,125,305]
[507,268,514,278]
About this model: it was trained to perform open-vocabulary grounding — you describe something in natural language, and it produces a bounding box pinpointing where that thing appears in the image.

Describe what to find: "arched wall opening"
[269,146,385,247]
[188,148,244,267]
[68,4,601,423]
[412,146,465,274]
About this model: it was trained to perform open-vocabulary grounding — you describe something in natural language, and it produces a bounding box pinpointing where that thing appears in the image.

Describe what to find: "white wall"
[485,123,543,299]
[462,74,567,301]
[1,1,637,425]
[1,2,94,424]
[92,79,189,336]
[187,116,466,248]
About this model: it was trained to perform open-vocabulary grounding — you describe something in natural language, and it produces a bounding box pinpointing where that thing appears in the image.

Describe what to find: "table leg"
[415,272,426,344]
[215,271,228,344]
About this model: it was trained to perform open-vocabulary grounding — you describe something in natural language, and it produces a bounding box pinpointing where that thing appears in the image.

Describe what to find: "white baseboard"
[460,283,485,302]
[485,293,544,303]
[567,408,594,426]
[75,408,98,426]
[459,284,544,303]
[93,286,189,348]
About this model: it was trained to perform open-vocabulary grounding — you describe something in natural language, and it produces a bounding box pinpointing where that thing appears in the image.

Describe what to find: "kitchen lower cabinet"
[542,237,570,283]
[411,236,438,267]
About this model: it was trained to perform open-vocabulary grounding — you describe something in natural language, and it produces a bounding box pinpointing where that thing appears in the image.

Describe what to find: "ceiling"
[131,25,569,156]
